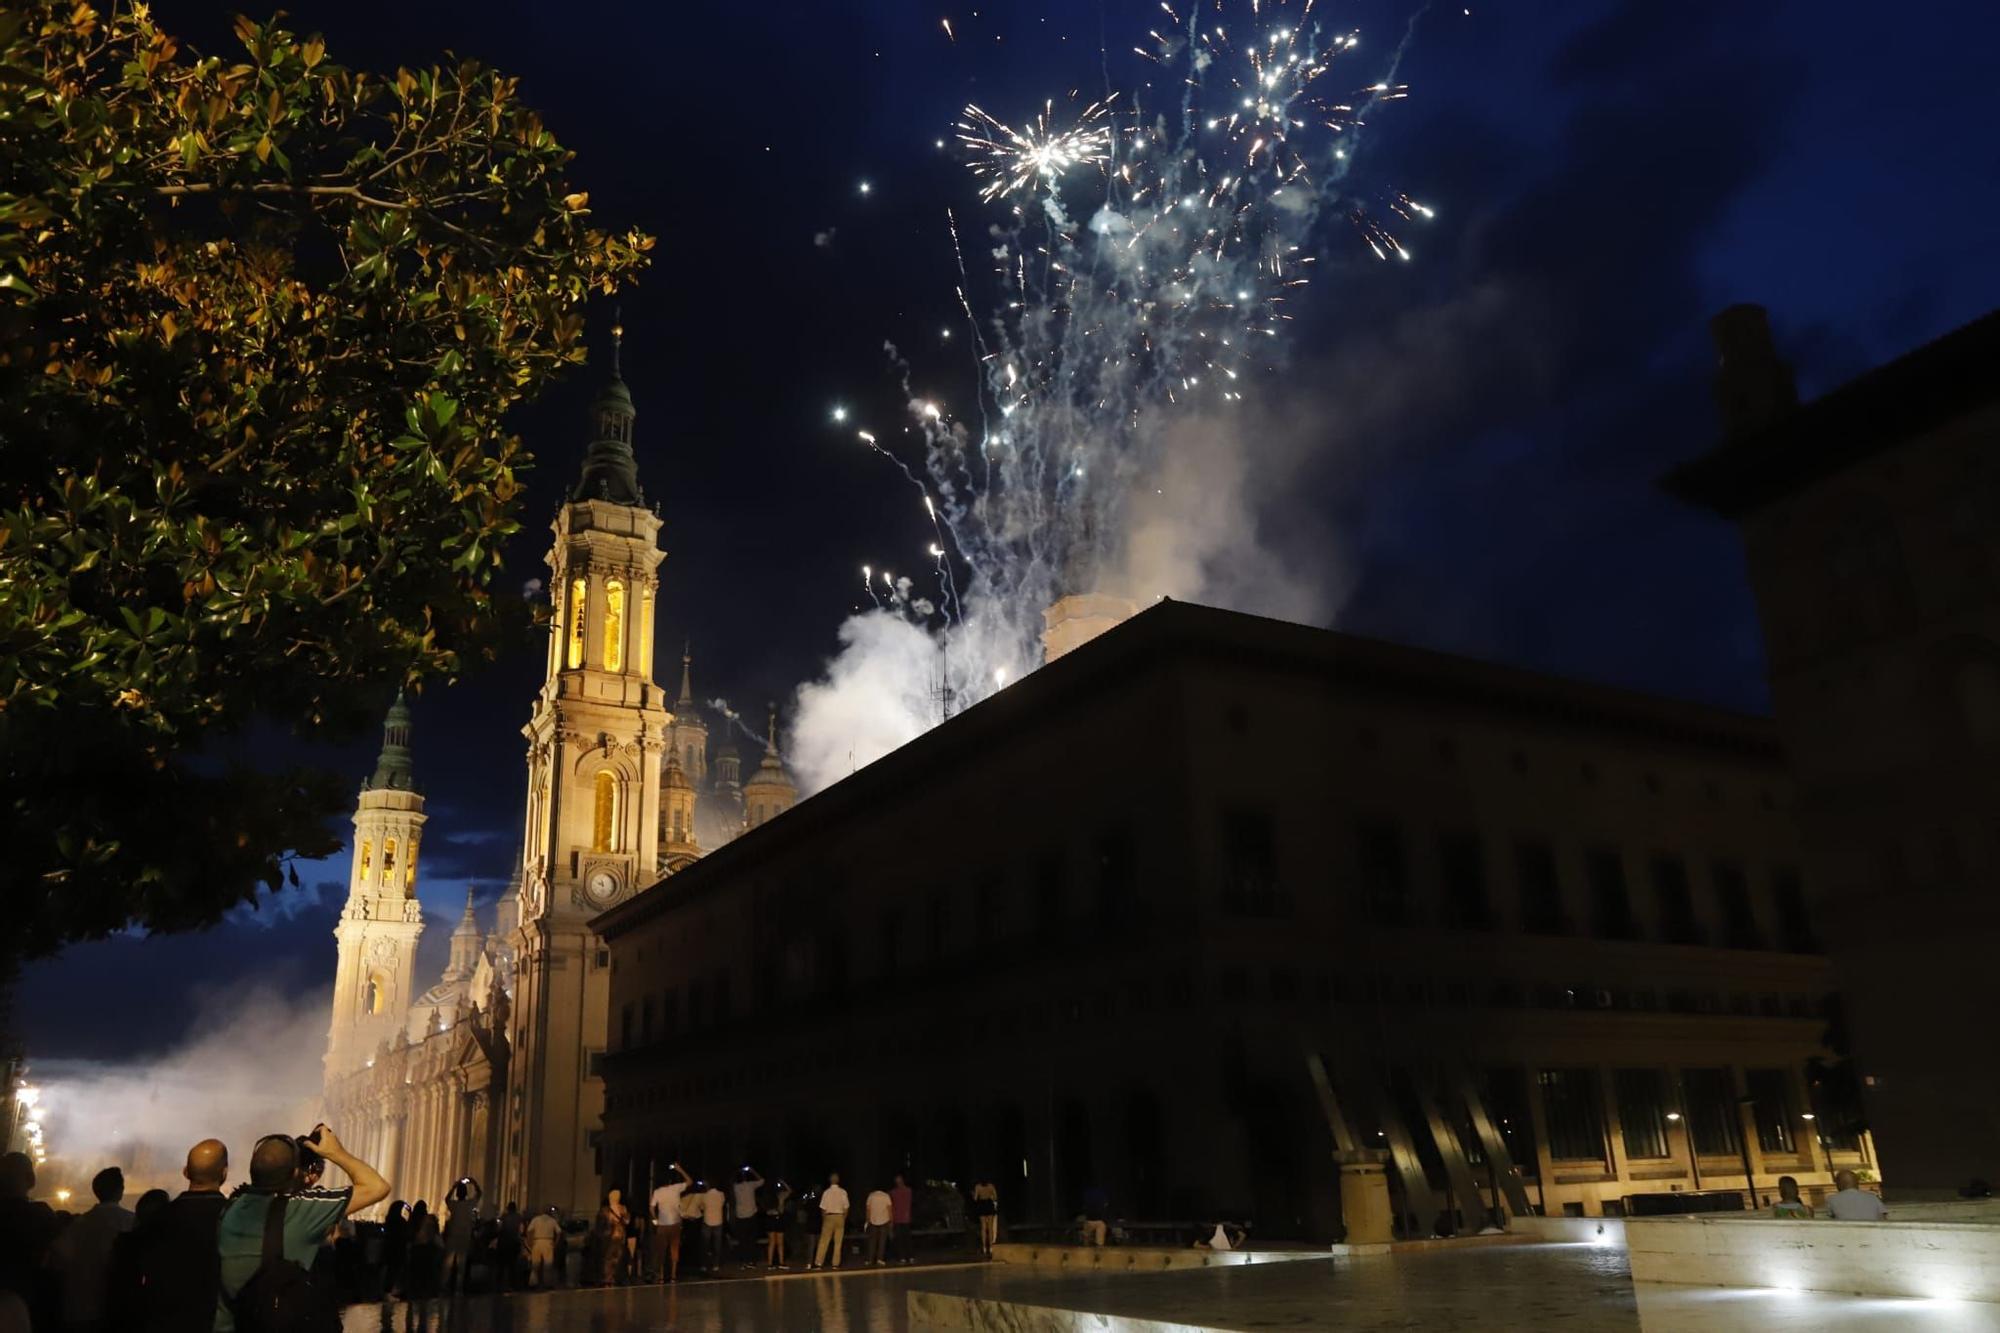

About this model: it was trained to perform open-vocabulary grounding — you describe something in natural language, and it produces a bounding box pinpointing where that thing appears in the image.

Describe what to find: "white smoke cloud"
[786,611,949,793]
[28,979,331,1200]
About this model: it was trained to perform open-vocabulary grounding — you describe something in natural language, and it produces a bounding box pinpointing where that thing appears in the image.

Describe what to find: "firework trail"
[790,0,1431,793]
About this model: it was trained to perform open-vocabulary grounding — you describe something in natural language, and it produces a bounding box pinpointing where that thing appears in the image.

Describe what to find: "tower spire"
[765,702,779,754]
[370,690,415,791]
[678,640,697,710]
[573,311,643,505]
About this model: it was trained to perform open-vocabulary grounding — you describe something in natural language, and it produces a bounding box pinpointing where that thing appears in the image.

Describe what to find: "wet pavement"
[339,1243,2000,1331]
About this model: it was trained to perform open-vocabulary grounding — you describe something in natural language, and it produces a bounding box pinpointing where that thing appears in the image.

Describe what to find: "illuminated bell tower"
[503,319,669,1214]
[326,693,428,1081]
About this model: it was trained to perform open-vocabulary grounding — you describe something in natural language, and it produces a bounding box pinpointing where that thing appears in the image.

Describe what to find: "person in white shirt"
[1825,1169,1888,1221]
[700,1182,728,1275]
[731,1166,765,1265]
[810,1172,850,1270]
[863,1186,894,1265]
[49,1166,133,1330]
[523,1206,562,1288]
[649,1162,692,1283]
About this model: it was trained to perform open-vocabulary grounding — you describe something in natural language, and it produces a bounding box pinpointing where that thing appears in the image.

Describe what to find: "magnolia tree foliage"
[0,4,653,953]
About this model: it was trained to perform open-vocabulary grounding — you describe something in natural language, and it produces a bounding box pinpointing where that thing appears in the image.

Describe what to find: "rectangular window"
[1095,823,1137,926]
[1515,840,1565,934]
[1587,848,1638,940]
[1745,1068,1797,1155]
[640,996,655,1044]
[1772,868,1817,953]
[1808,1067,1865,1154]
[879,904,903,976]
[1355,819,1409,925]
[929,888,951,959]
[1538,1068,1607,1162]
[1681,1067,1740,1156]
[619,1003,634,1051]
[1221,807,1281,917]
[1613,1069,1671,1160]
[977,876,1003,944]
[1036,855,1066,940]
[1439,832,1491,930]
[1652,856,1703,945]
[1713,862,1763,949]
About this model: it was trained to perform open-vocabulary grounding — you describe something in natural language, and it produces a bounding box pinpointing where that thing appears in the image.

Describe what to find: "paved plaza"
[335,1241,2000,1331]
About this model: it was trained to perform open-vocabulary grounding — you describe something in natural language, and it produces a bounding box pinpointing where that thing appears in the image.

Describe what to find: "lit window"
[359,840,372,879]
[593,771,617,852]
[567,578,587,669]
[364,975,384,1015]
[383,837,397,881]
[639,587,655,678]
[404,839,417,890]
[603,579,625,671]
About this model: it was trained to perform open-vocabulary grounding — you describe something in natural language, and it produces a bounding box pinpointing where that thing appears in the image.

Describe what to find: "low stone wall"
[1627,1214,2000,1302]
[991,1242,1323,1272]
[908,1290,1215,1333]
[1509,1215,1628,1247]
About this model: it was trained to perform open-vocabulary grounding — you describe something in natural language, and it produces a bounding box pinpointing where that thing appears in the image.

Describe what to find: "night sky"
[20,0,2000,1061]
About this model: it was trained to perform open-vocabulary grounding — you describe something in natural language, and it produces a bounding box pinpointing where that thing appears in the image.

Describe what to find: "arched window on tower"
[685,744,697,771]
[363,974,384,1015]
[593,770,619,852]
[603,579,625,672]
[359,840,372,880]
[382,836,397,883]
[639,587,655,678]
[404,838,418,890]
[567,577,588,669]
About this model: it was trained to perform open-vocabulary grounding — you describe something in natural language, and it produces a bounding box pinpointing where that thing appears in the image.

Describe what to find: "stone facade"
[1666,305,2000,1196]
[594,601,1866,1238]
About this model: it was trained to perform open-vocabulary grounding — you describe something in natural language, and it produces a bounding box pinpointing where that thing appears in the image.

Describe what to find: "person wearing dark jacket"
[134,1141,233,1333]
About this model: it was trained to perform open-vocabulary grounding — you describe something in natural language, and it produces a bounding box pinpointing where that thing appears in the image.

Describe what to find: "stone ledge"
[992,1243,1322,1272]
[1628,1214,2000,1302]
[908,1290,1216,1333]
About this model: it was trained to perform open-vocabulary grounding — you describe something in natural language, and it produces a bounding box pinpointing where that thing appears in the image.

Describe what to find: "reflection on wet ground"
[340,1242,2000,1331]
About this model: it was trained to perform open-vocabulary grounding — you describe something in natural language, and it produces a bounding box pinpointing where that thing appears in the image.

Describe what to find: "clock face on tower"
[586,869,620,905]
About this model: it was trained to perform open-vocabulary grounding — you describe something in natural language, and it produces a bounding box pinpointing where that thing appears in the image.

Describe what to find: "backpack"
[229,1195,341,1333]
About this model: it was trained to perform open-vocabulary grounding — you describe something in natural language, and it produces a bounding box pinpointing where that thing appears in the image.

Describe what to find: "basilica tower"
[325,695,428,1080]
[502,323,671,1212]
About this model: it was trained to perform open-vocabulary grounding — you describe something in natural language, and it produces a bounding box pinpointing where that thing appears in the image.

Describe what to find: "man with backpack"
[213,1125,389,1333]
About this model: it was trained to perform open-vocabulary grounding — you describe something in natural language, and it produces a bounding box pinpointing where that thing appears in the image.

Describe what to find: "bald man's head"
[249,1135,299,1190]
[184,1139,228,1192]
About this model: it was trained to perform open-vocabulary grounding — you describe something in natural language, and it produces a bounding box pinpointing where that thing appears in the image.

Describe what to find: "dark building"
[593,602,1862,1236]
[1667,305,2000,1197]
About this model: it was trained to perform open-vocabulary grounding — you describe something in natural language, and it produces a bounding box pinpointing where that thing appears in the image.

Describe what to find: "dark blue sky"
[20,0,2000,1059]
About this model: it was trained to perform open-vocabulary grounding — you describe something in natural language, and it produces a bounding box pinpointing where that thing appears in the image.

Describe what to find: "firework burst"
[790,0,1432,791]
[957,96,1119,202]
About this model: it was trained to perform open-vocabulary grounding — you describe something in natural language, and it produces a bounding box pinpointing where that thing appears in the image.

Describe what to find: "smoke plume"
[28,979,330,1200]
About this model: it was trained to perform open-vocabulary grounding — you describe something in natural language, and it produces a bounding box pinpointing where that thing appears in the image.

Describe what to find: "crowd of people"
[0,1123,388,1332]
[0,1126,1019,1330]
[588,1164,1009,1284]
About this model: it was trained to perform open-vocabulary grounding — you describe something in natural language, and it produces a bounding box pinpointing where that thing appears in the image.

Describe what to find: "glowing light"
[958,96,1117,202]
[858,180,873,196]
[830,405,849,424]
